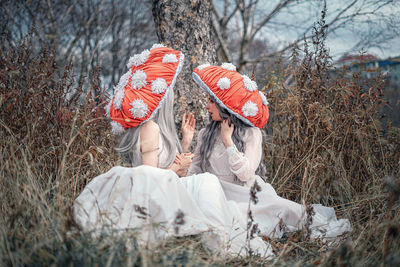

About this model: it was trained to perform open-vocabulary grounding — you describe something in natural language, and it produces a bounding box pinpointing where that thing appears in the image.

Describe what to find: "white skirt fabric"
[219,176,352,243]
[72,165,273,257]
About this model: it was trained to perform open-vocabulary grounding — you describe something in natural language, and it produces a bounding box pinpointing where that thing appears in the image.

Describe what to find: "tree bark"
[152,0,217,127]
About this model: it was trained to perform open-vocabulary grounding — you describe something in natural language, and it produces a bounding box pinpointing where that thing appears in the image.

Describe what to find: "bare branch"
[244,0,398,65]
[211,0,221,22]
[222,4,239,27]
[249,0,293,40]
[211,17,232,62]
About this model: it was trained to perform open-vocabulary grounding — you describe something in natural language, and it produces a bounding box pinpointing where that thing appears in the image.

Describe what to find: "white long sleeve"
[225,127,262,182]
[189,127,263,186]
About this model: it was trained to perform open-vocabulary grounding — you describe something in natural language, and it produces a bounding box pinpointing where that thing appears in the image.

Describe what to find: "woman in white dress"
[72,45,273,257]
[190,63,351,243]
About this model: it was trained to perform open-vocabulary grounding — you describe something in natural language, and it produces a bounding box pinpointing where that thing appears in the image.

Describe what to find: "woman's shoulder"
[244,127,262,140]
[139,120,160,152]
[246,126,261,135]
[141,120,160,131]
[140,120,160,137]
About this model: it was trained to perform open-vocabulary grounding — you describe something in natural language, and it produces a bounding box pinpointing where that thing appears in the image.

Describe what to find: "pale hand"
[181,113,196,152]
[221,119,234,147]
[176,153,194,177]
[174,153,182,165]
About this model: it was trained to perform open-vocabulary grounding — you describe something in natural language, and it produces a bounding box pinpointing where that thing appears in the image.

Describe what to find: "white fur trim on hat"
[151,78,168,94]
[114,71,131,92]
[129,99,149,118]
[217,77,231,90]
[111,121,126,135]
[113,87,125,110]
[113,70,131,109]
[127,49,150,68]
[162,54,178,63]
[221,62,237,71]
[242,100,258,117]
[242,75,258,92]
[197,63,211,70]
[259,91,269,106]
[131,70,148,90]
[150,43,166,50]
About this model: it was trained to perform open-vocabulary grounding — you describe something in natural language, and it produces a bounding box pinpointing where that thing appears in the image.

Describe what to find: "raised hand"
[181,112,196,152]
[221,118,234,147]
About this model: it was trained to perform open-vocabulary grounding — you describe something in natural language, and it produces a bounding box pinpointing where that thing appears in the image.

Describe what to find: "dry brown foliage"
[1,13,399,265]
[0,35,119,244]
[260,10,400,265]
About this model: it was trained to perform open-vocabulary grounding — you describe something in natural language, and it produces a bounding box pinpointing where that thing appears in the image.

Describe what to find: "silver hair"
[199,100,266,182]
[116,88,182,168]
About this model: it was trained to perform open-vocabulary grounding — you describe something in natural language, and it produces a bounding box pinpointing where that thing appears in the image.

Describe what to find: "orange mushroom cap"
[106,44,184,134]
[192,63,269,128]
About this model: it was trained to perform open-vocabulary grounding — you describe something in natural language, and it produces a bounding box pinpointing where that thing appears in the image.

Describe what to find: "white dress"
[188,127,352,242]
[73,135,273,257]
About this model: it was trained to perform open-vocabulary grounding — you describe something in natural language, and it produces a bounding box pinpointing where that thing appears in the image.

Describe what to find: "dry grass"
[260,11,400,266]
[1,16,400,266]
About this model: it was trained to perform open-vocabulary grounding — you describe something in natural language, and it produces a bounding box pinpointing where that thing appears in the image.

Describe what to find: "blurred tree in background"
[1,0,157,103]
[211,0,400,72]
[2,0,399,104]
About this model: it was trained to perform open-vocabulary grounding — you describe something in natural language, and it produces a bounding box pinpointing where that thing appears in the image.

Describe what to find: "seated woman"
[72,46,272,257]
[190,63,351,242]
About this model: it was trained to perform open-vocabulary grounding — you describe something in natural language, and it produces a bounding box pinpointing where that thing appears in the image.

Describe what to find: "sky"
[326,27,400,60]
[321,1,399,60]
[249,0,400,61]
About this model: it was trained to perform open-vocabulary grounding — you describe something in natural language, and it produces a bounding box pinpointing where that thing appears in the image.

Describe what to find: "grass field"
[1,29,399,266]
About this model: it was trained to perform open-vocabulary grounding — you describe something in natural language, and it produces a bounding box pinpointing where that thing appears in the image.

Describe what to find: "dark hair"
[199,99,266,183]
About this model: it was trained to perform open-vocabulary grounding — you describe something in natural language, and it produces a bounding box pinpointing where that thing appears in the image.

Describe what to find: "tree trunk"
[152,0,217,127]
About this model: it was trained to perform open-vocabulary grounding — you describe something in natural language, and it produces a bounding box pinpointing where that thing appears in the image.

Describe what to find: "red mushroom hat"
[106,44,184,134]
[192,63,269,128]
